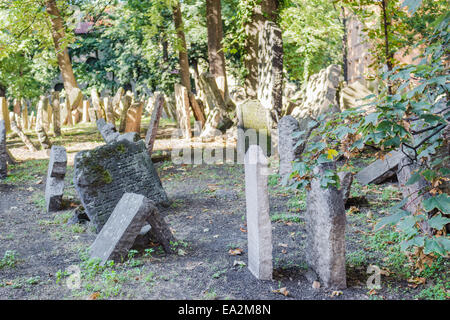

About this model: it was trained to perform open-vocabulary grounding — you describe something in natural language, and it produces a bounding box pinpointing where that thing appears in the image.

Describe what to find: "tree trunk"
[172,1,191,92]
[341,6,348,83]
[381,0,393,94]
[206,0,228,98]
[243,0,279,99]
[45,0,79,95]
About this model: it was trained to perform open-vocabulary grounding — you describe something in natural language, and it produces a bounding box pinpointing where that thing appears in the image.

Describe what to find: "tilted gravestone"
[257,20,283,124]
[355,150,403,185]
[0,97,10,133]
[245,145,273,280]
[89,192,175,265]
[73,139,169,232]
[145,93,164,155]
[125,102,144,133]
[97,118,120,143]
[278,116,303,181]
[306,162,346,289]
[45,146,67,212]
[237,100,272,161]
[0,120,7,179]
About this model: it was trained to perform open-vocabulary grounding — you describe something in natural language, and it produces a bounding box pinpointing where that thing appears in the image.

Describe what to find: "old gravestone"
[245,145,273,280]
[36,96,52,150]
[45,146,67,213]
[97,118,120,143]
[306,162,347,289]
[125,102,144,133]
[145,93,164,155]
[0,97,10,133]
[257,20,283,124]
[174,84,192,139]
[237,100,272,162]
[0,120,7,179]
[278,115,303,181]
[73,139,169,232]
[89,193,175,265]
[355,150,403,185]
[51,91,61,137]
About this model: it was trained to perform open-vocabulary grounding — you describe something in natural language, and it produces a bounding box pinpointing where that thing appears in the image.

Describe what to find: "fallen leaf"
[233,260,246,268]
[228,248,243,256]
[312,281,320,289]
[240,227,247,233]
[407,277,426,285]
[347,206,359,215]
[273,287,289,297]
[281,249,287,254]
[186,216,193,219]
[178,249,187,256]
[331,291,343,297]
[5,281,13,286]
[368,289,377,296]
[278,243,288,248]
[88,292,100,300]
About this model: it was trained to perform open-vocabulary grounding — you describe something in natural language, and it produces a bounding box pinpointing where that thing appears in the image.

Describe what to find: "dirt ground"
[0,119,448,300]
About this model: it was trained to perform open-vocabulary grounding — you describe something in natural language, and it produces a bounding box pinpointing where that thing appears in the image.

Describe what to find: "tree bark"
[45,0,79,95]
[243,0,279,99]
[206,0,228,98]
[341,6,348,83]
[381,0,393,94]
[172,1,191,92]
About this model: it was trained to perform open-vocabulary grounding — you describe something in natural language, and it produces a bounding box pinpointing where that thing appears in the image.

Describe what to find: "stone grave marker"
[97,118,120,143]
[237,100,272,160]
[89,193,175,265]
[278,115,303,181]
[125,102,144,133]
[73,139,169,232]
[0,97,10,132]
[306,162,346,289]
[355,150,403,185]
[145,93,164,155]
[0,120,7,179]
[51,92,61,137]
[174,84,192,139]
[45,146,67,212]
[245,145,273,280]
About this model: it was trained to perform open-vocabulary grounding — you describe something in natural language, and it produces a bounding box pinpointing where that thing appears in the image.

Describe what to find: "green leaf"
[406,172,422,185]
[422,194,450,214]
[400,236,425,251]
[401,0,422,14]
[424,238,447,256]
[428,214,450,230]
[375,210,410,230]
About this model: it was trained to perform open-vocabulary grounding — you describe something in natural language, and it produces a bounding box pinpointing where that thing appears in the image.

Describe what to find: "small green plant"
[0,250,18,269]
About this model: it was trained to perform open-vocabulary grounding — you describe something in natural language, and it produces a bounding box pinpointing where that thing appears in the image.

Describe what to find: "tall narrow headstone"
[119,93,133,133]
[51,92,61,137]
[278,115,303,180]
[174,84,192,139]
[89,193,175,265]
[0,97,10,133]
[82,100,90,123]
[257,21,283,124]
[36,96,52,150]
[21,100,28,131]
[145,93,164,155]
[245,145,273,280]
[0,120,7,179]
[45,146,67,212]
[306,162,347,289]
[125,101,144,133]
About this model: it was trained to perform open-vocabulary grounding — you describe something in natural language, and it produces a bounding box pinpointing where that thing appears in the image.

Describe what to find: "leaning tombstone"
[278,115,303,181]
[97,118,120,143]
[237,100,272,162]
[89,193,175,265]
[119,93,133,133]
[306,162,347,289]
[9,113,37,152]
[245,145,273,280]
[355,150,403,185]
[0,120,7,179]
[73,139,170,232]
[45,146,67,212]
[144,93,164,155]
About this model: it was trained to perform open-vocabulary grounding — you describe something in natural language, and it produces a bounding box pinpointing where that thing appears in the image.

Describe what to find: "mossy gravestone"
[237,100,272,159]
[74,139,169,232]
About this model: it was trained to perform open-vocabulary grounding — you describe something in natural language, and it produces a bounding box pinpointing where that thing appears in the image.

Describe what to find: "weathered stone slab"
[306,162,346,289]
[237,100,272,159]
[36,96,52,150]
[73,139,169,232]
[355,150,403,185]
[0,97,10,133]
[145,93,164,155]
[174,84,192,139]
[45,146,67,213]
[0,120,7,179]
[338,171,353,204]
[51,92,61,137]
[89,193,174,265]
[278,115,302,180]
[257,21,283,123]
[125,102,144,133]
[97,119,120,143]
[245,145,272,280]
[82,100,90,123]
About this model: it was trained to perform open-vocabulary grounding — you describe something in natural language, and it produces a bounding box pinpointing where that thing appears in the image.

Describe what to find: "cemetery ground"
[0,119,448,301]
